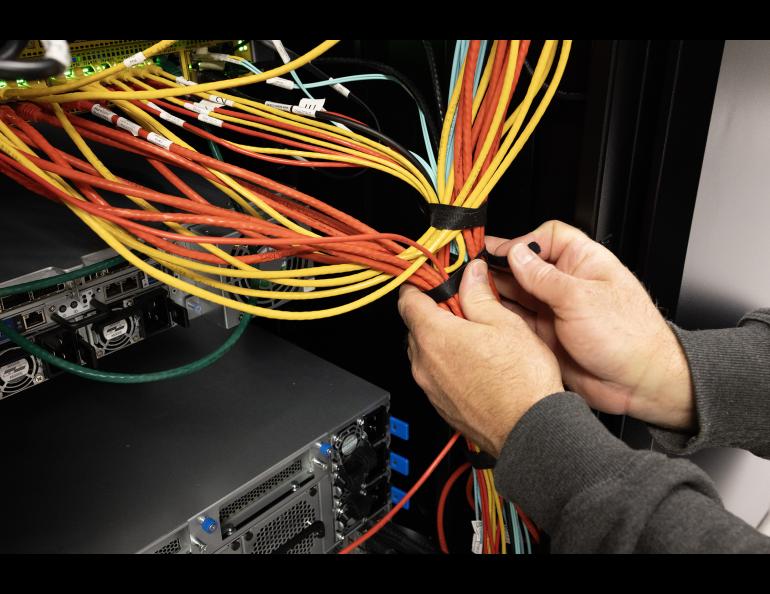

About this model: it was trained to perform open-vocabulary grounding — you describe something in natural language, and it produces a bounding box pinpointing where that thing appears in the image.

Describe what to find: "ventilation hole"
[250,500,317,554]
[219,459,303,525]
[154,538,181,554]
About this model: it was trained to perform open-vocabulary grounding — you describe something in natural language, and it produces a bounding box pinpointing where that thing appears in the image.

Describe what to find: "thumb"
[458,259,516,326]
[507,242,580,311]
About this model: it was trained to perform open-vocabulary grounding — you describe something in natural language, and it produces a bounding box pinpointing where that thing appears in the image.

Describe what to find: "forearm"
[649,309,770,457]
[494,393,770,553]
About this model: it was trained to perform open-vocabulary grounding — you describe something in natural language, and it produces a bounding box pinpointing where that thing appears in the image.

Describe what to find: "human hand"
[398,259,564,457]
[486,220,694,431]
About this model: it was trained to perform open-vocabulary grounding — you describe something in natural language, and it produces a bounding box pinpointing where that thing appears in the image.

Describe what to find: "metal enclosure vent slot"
[153,538,181,554]
[251,500,317,554]
[219,458,303,526]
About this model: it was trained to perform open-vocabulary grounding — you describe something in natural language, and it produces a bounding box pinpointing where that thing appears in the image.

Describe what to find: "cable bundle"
[0,39,570,553]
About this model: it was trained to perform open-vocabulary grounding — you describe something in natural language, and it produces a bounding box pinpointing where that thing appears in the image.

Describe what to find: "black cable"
[523,58,586,102]
[422,40,445,125]
[314,56,441,154]
[315,110,433,182]
[0,40,29,61]
[0,56,63,80]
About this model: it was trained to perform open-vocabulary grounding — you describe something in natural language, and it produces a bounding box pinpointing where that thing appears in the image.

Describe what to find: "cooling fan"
[0,345,43,398]
[88,315,141,356]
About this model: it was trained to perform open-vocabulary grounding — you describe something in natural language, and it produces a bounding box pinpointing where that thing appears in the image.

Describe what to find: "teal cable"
[0,255,124,298]
[0,311,251,384]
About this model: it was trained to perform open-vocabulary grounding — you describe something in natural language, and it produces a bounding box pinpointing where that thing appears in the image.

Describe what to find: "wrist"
[490,382,565,456]
[630,326,695,431]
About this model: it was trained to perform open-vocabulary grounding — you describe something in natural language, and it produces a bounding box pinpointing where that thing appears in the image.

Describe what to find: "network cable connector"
[0,248,188,401]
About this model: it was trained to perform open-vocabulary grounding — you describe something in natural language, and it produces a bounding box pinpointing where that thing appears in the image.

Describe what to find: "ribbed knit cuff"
[493,392,641,533]
[649,311,770,457]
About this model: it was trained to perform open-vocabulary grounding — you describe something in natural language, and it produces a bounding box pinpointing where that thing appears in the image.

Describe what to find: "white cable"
[40,40,71,70]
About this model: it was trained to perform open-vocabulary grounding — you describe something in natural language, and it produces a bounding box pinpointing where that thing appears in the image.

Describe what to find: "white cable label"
[123,52,147,68]
[91,104,116,123]
[40,40,71,69]
[271,40,292,64]
[175,76,196,86]
[146,132,173,150]
[198,99,222,112]
[265,101,292,113]
[330,80,351,98]
[145,102,161,112]
[203,53,243,66]
[197,112,223,127]
[158,110,186,127]
[183,102,211,115]
[290,106,317,117]
[298,98,326,112]
[208,95,234,107]
[266,77,294,90]
[471,520,483,554]
[116,117,142,136]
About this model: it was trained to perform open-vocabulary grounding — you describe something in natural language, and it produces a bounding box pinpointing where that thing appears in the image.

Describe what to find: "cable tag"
[329,80,351,98]
[207,95,234,107]
[471,520,483,554]
[90,104,116,123]
[157,110,186,128]
[202,53,243,66]
[40,40,71,69]
[123,52,147,68]
[290,106,317,117]
[197,99,222,112]
[298,97,326,112]
[265,101,292,113]
[116,117,142,136]
[175,76,196,86]
[146,132,173,150]
[197,112,223,127]
[266,77,294,90]
[271,40,292,65]
[183,102,212,115]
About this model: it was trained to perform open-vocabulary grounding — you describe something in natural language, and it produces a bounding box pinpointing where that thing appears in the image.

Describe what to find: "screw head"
[33,375,44,384]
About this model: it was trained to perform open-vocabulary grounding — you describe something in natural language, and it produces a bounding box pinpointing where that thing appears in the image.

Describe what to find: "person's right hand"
[487,220,695,431]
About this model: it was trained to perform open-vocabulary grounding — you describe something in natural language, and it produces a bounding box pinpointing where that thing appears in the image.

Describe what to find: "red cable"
[437,462,471,554]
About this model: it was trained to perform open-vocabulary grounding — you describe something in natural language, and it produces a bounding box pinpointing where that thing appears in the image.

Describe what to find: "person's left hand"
[398,259,564,457]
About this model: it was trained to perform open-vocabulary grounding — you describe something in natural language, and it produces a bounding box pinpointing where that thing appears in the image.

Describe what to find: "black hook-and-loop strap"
[424,247,489,303]
[427,202,487,230]
[465,449,497,470]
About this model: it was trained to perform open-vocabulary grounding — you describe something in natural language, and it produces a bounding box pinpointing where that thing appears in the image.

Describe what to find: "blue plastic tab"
[391,486,410,510]
[319,442,333,457]
[389,452,409,476]
[389,416,409,441]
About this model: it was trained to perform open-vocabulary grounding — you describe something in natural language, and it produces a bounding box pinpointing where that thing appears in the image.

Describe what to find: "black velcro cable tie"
[475,247,508,270]
[427,202,487,230]
[424,260,469,303]
[465,449,497,470]
[424,247,489,303]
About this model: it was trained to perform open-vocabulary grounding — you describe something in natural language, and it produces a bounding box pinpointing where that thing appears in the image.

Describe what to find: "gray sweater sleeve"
[648,308,770,457]
[493,393,770,553]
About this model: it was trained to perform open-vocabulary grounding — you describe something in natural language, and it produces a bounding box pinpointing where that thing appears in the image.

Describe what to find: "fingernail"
[470,258,487,279]
[512,243,535,265]
[528,241,542,254]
